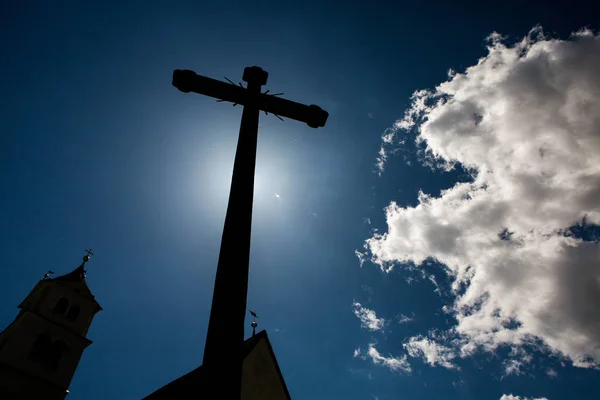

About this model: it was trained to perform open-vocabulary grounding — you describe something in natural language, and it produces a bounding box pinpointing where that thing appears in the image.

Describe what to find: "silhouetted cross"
[171,66,328,400]
[84,249,94,258]
[172,67,328,128]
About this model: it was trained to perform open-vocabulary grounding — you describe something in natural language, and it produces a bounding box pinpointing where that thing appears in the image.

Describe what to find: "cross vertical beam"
[172,66,328,399]
[203,67,264,399]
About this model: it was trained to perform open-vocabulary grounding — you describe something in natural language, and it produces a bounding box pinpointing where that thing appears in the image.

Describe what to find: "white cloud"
[353,301,386,331]
[546,368,558,378]
[403,336,459,370]
[428,274,442,296]
[364,344,412,373]
[366,27,600,369]
[503,359,525,376]
[500,395,549,400]
[502,347,533,376]
[397,313,413,324]
[355,250,368,268]
[452,378,466,387]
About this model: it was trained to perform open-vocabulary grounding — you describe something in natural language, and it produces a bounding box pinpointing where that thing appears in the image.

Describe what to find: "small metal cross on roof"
[82,249,94,266]
[249,310,259,337]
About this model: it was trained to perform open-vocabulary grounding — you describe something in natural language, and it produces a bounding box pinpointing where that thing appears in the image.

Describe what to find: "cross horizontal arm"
[173,69,245,103]
[259,94,328,128]
[172,69,329,128]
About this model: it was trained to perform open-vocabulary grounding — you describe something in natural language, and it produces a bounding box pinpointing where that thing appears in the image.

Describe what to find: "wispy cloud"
[502,347,533,377]
[367,344,412,373]
[352,302,386,331]
[355,250,368,268]
[428,274,442,296]
[365,26,600,370]
[452,378,466,388]
[403,336,459,370]
[546,368,558,378]
[356,344,412,373]
[500,395,549,400]
[396,313,414,324]
[503,359,525,377]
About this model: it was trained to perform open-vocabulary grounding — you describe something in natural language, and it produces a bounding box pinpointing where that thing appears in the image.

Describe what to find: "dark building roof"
[48,262,102,312]
[143,330,291,400]
[52,265,87,283]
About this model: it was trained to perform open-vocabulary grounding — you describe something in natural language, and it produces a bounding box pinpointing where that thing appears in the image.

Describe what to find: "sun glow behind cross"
[182,124,295,232]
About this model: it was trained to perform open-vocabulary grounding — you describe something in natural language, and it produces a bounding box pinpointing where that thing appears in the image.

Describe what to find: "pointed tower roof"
[52,264,87,283]
[46,250,102,312]
[52,249,93,283]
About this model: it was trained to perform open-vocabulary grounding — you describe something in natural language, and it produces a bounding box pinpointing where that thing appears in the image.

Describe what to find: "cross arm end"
[172,69,197,93]
[261,95,329,128]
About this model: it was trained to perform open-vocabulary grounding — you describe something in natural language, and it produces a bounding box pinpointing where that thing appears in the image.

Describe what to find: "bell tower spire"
[0,250,102,399]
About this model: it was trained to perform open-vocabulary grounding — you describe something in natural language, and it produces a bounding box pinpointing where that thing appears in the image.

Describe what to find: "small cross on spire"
[249,310,259,337]
[83,249,94,263]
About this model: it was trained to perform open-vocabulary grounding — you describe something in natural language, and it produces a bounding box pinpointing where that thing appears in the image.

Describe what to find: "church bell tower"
[0,251,102,399]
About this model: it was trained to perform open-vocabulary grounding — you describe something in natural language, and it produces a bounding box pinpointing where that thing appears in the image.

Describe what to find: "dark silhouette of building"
[142,329,291,400]
[0,254,101,399]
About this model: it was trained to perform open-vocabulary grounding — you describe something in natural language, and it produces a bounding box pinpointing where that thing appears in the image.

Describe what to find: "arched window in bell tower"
[48,340,68,370]
[28,333,52,363]
[27,334,69,371]
[53,297,69,315]
[66,305,81,321]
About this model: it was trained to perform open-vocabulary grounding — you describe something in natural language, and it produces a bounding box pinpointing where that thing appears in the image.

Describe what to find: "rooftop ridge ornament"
[172,66,328,400]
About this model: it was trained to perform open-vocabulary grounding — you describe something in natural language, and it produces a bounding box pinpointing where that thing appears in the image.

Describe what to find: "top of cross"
[172,66,329,129]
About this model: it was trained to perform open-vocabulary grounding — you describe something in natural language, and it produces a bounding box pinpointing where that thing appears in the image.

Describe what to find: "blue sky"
[1,1,599,399]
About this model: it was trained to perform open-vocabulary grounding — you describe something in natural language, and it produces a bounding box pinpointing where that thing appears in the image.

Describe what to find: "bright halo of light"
[183,135,292,228]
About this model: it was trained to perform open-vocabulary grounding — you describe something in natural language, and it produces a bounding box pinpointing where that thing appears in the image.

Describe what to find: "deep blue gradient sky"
[1,1,598,399]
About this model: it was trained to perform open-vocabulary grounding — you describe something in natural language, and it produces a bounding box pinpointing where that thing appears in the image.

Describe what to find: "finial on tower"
[83,248,94,263]
[78,249,94,280]
[249,310,259,337]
